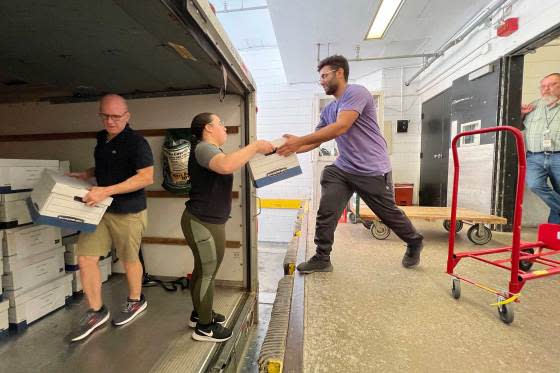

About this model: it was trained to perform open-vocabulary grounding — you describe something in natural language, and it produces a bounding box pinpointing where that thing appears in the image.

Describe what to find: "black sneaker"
[112,294,147,326]
[188,310,227,328]
[296,255,333,274]
[70,306,110,342]
[192,321,232,342]
[402,241,424,268]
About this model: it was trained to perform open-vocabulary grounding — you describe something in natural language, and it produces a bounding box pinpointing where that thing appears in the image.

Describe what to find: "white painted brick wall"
[241,47,321,241]
[357,67,422,203]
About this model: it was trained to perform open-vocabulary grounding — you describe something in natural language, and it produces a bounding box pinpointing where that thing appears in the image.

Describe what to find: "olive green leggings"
[181,209,226,325]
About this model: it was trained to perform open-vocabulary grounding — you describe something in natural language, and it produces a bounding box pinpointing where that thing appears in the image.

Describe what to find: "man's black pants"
[314,165,423,260]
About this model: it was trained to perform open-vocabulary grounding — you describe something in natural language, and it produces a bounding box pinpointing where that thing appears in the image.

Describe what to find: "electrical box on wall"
[397,120,409,133]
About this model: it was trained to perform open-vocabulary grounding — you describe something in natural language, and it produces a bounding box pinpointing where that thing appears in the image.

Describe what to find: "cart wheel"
[362,220,373,230]
[467,225,492,245]
[519,248,535,272]
[451,278,461,299]
[348,212,359,224]
[370,221,390,240]
[497,296,514,324]
[443,220,464,233]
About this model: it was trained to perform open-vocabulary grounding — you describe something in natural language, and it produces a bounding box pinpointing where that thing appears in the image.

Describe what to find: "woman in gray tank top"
[182,112,273,342]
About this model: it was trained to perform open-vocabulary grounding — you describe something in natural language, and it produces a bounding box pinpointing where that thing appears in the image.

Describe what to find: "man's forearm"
[297,143,320,153]
[105,171,153,196]
[299,125,342,146]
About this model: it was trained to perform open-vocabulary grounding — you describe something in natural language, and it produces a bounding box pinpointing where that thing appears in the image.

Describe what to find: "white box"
[70,256,112,293]
[29,170,112,232]
[2,225,62,258]
[248,138,302,188]
[0,192,32,228]
[0,158,60,192]
[3,247,65,295]
[6,273,72,325]
[0,299,9,334]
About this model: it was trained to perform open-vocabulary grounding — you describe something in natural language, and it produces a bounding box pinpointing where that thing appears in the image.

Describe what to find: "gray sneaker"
[402,242,423,268]
[70,306,110,342]
[297,255,333,274]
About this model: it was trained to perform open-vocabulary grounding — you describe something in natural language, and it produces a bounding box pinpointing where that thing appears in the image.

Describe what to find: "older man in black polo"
[69,94,154,342]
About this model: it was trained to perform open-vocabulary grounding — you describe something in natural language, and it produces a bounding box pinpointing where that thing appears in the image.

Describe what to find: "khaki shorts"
[77,210,148,262]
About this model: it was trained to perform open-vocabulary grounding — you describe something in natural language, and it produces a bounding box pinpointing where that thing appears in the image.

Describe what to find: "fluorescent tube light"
[365,0,405,39]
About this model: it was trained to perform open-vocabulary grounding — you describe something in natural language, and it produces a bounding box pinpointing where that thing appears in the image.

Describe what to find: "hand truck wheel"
[443,219,464,233]
[497,296,514,324]
[519,248,535,272]
[467,224,492,245]
[451,278,461,299]
[348,212,359,224]
[362,220,373,230]
[370,221,390,240]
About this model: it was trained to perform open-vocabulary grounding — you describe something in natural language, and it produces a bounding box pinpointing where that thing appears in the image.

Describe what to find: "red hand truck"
[447,126,560,324]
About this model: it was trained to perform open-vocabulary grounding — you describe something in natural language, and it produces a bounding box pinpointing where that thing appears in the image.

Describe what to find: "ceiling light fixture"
[365,0,405,40]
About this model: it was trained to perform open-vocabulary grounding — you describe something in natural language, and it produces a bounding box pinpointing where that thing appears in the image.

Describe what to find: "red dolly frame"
[447,126,560,323]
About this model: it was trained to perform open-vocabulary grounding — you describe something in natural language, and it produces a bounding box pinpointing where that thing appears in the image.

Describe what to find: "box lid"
[33,170,112,207]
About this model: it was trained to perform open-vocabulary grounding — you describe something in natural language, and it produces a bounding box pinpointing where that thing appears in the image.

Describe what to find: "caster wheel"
[519,248,535,272]
[362,220,373,230]
[443,220,464,233]
[467,225,492,245]
[348,212,359,224]
[497,296,514,324]
[451,278,461,299]
[370,221,390,240]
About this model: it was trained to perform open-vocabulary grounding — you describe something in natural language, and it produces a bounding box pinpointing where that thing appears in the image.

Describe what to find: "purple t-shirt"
[316,84,391,176]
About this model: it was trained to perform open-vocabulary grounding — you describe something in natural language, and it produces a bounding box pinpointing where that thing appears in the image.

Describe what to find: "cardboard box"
[0,299,8,335]
[0,159,60,193]
[0,192,32,229]
[29,170,112,232]
[2,225,62,258]
[6,273,72,326]
[248,138,302,188]
[3,247,65,295]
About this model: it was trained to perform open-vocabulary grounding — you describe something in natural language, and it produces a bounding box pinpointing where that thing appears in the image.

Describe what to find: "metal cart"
[447,126,560,324]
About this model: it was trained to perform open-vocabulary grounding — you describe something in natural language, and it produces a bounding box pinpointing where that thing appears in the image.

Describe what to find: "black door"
[419,89,451,206]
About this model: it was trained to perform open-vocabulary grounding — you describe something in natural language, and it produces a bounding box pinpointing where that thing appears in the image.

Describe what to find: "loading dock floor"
[301,217,560,372]
[0,275,244,373]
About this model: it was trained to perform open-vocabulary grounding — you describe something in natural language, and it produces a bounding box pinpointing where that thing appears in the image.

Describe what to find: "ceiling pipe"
[216,5,268,13]
[348,53,437,62]
[404,0,511,86]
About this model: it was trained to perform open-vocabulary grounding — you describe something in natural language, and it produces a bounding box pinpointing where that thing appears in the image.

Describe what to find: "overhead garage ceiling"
[0,0,246,102]
[267,0,494,83]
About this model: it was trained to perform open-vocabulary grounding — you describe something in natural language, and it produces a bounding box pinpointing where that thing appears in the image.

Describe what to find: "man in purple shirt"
[278,55,423,273]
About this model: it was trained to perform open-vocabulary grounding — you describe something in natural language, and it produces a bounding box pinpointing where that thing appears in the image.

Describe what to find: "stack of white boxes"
[2,225,72,330]
[0,159,73,332]
[63,235,112,294]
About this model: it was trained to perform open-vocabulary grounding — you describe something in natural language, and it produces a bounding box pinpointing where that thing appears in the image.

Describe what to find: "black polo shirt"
[94,124,153,214]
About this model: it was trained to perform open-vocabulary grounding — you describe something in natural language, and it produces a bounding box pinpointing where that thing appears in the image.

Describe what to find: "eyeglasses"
[98,112,128,121]
[319,69,338,82]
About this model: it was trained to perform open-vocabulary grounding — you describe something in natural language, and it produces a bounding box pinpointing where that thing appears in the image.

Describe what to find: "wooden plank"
[142,236,241,248]
[0,126,239,142]
[359,205,507,224]
[147,190,239,199]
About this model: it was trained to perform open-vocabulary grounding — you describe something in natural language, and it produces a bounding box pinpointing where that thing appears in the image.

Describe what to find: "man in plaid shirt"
[522,73,560,223]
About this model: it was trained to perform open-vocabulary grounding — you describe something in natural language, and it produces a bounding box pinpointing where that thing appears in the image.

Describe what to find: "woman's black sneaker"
[188,310,227,328]
[192,321,232,342]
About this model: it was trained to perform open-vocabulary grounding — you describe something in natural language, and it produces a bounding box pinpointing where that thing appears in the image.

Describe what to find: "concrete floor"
[0,275,243,373]
[303,218,560,372]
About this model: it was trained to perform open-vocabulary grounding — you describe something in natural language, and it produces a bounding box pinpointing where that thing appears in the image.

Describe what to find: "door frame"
[494,24,560,231]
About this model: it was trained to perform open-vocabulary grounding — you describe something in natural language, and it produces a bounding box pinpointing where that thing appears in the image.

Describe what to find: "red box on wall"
[394,183,413,206]
[497,18,518,37]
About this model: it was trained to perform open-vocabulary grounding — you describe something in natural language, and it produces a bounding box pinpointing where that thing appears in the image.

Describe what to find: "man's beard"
[324,81,337,95]
[543,94,559,105]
